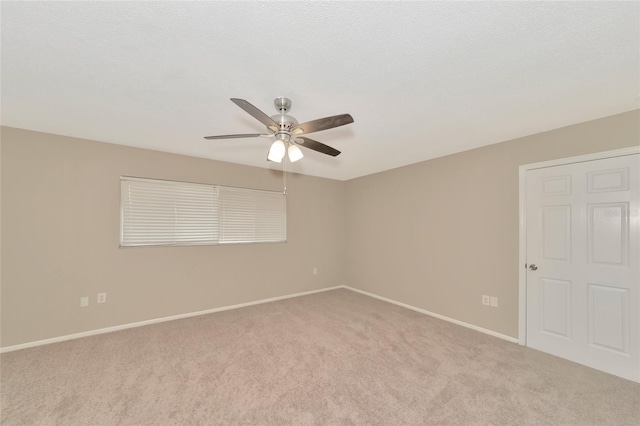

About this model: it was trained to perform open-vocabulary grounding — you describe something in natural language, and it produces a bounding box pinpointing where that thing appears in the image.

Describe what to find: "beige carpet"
[1,288,639,425]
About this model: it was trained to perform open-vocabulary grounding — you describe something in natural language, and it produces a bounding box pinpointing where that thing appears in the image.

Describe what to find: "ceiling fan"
[204,97,354,163]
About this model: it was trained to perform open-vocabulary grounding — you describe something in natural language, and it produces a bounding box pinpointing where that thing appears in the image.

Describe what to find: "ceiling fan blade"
[294,137,341,157]
[204,134,271,140]
[230,98,278,131]
[291,114,354,135]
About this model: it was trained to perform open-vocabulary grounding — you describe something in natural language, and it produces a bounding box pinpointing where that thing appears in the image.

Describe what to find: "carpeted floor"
[1,288,639,425]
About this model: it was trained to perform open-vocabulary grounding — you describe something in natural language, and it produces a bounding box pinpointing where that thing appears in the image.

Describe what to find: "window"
[120,177,286,247]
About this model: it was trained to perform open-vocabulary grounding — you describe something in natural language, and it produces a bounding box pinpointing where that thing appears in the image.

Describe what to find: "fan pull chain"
[283,154,287,195]
[281,105,287,195]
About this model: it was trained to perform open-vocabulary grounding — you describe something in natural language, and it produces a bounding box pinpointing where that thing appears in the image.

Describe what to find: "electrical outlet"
[490,296,498,307]
[80,297,89,307]
[97,292,107,304]
[313,268,318,275]
[482,295,490,306]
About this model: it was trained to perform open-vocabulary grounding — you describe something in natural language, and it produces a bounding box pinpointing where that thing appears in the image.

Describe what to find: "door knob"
[529,264,538,271]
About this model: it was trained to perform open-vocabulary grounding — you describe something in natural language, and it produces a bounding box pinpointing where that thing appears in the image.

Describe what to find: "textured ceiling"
[2,2,639,180]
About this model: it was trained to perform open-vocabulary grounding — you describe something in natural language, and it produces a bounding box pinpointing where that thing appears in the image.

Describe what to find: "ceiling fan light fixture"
[268,140,286,162]
[288,144,304,162]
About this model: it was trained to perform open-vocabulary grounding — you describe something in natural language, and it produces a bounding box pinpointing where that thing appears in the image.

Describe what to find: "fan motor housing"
[270,114,298,131]
[271,98,297,131]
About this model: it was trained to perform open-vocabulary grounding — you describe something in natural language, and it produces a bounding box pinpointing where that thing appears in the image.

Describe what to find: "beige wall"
[1,127,347,347]
[2,110,639,347]
[345,109,640,338]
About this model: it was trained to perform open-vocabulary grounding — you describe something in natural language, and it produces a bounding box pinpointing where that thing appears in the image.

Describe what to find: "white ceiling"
[2,2,638,181]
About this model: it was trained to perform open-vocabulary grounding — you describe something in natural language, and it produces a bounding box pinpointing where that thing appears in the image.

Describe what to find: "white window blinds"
[120,177,286,247]
[120,178,218,246]
[219,186,287,244]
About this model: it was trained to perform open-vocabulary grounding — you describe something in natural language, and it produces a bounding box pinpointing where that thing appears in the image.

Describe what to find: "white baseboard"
[342,286,519,344]
[1,284,517,353]
[0,286,343,353]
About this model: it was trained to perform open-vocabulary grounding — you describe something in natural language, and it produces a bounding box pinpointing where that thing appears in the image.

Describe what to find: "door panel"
[588,284,628,353]
[542,175,572,195]
[526,154,639,381]
[540,278,572,338]
[541,205,571,261]
[587,203,628,266]
[587,168,629,192]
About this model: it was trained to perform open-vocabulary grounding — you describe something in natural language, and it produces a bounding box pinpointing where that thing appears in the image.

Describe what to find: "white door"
[526,153,639,381]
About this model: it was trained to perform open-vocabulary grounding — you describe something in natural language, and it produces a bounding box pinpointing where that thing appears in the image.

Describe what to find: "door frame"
[518,146,640,345]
